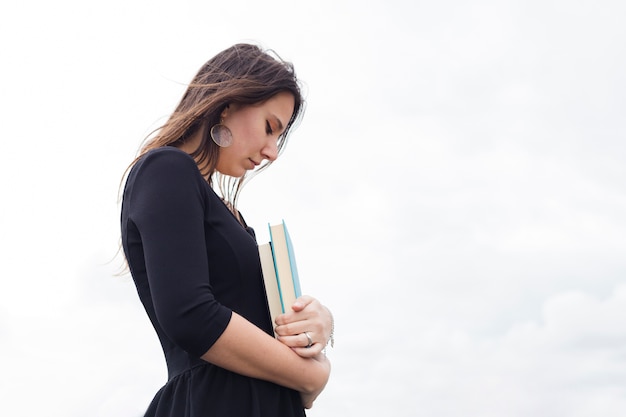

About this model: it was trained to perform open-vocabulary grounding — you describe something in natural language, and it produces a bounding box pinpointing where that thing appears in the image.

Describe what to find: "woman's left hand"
[275,295,333,358]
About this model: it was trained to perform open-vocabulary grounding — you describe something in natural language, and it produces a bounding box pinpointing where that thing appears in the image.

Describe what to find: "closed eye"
[266,120,274,135]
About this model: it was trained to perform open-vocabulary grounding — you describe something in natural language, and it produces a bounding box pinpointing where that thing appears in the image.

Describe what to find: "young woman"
[120,43,333,416]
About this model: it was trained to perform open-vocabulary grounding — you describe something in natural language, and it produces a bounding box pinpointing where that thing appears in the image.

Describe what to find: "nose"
[262,139,279,162]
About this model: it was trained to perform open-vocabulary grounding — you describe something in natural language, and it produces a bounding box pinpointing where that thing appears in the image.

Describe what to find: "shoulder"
[134,146,197,173]
[123,147,207,203]
[127,147,204,184]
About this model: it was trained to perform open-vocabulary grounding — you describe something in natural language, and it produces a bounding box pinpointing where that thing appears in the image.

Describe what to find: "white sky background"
[1,0,625,416]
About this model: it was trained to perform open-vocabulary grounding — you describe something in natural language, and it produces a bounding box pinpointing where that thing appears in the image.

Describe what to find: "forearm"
[201,312,330,393]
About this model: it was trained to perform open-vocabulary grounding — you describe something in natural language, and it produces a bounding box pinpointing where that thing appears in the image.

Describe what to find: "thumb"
[291,294,314,311]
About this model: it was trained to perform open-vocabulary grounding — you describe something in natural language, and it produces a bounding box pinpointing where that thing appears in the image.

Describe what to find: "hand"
[275,295,334,358]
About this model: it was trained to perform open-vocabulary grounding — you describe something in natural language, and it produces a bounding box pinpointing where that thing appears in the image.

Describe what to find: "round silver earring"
[210,123,233,147]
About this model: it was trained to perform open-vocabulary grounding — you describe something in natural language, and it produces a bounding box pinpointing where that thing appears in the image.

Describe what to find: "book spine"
[283,220,302,298]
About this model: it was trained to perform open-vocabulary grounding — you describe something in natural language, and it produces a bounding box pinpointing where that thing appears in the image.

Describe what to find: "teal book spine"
[268,220,302,313]
[282,220,302,298]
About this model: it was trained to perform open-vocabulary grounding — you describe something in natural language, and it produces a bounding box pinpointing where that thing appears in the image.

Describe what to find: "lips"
[248,158,260,169]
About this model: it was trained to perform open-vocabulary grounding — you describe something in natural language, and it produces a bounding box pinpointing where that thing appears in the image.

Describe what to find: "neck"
[177,126,204,155]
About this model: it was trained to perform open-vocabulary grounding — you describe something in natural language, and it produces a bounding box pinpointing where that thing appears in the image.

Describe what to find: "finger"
[277,332,313,348]
[290,294,315,312]
[292,343,324,358]
[275,334,302,348]
[275,318,326,343]
[275,319,319,338]
[276,298,322,326]
[274,310,311,328]
[304,331,314,348]
[276,295,319,325]
[275,308,306,326]
[274,320,307,336]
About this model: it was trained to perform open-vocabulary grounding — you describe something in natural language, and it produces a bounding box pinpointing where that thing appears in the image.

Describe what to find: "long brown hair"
[129,43,304,211]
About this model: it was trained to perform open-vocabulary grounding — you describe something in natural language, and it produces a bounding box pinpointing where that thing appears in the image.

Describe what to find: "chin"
[217,168,246,178]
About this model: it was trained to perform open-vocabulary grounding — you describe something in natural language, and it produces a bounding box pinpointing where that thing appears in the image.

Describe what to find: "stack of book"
[258,221,302,332]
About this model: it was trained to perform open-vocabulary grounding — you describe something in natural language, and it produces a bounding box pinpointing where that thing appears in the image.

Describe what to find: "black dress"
[121,147,305,417]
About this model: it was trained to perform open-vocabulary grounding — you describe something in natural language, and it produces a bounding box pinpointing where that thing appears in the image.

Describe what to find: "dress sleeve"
[126,149,232,357]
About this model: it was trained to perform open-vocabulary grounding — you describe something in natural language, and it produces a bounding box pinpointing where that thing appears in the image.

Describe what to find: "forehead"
[258,91,295,118]
[230,91,295,130]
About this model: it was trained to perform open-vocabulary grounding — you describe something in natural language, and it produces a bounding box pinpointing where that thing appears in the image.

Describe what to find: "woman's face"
[216,91,295,178]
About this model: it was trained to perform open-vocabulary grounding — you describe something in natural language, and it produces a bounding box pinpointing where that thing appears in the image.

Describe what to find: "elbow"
[299,358,331,394]
[157,306,232,357]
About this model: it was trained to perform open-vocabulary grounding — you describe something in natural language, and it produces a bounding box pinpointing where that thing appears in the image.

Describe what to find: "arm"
[201,312,330,398]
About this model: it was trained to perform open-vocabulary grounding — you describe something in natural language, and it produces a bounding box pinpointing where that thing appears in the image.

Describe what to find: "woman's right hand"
[300,352,331,409]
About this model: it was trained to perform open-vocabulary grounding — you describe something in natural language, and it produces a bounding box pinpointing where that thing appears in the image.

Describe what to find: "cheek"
[230,122,252,144]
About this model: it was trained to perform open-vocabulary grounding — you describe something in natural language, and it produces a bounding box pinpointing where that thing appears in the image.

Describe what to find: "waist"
[165,350,207,380]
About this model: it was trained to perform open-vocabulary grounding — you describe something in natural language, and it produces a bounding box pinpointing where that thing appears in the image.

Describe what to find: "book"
[259,220,302,333]
[258,243,282,331]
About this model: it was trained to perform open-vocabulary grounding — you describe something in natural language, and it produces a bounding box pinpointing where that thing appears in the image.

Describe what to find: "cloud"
[310,285,626,417]
[1,1,625,416]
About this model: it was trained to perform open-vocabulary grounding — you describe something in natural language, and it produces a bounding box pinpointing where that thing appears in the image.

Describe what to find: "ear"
[220,104,231,120]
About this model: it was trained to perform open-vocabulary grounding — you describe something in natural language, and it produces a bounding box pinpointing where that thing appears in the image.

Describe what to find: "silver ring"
[304,332,313,348]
